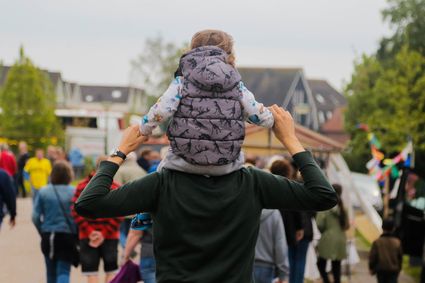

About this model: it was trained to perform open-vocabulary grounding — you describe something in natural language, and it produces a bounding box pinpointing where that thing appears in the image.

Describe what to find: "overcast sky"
[0,0,391,91]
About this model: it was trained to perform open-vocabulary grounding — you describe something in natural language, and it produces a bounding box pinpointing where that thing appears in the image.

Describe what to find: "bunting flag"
[358,123,413,182]
[368,133,382,150]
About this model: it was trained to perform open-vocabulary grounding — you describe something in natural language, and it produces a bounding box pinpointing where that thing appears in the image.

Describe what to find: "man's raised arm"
[75,125,157,218]
[255,105,337,211]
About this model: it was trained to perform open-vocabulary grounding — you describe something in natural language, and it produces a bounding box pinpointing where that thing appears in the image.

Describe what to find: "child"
[369,219,403,283]
[140,29,274,176]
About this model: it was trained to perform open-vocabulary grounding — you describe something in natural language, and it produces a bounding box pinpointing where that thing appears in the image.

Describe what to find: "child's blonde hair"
[190,29,236,66]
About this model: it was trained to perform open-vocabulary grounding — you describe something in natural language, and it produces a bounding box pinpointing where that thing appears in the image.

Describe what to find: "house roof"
[79,85,131,103]
[308,79,346,113]
[47,71,62,86]
[238,67,301,106]
[0,65,62,87]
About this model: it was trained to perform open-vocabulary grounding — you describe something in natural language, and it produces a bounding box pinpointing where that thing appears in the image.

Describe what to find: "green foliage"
[345,0,425,173]
[130,35,186,109]
[378,0,425,60]
[345,47,425,170]
[0,48,63,149]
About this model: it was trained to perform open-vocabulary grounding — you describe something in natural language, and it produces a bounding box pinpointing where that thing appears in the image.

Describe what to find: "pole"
[383,175,390,219]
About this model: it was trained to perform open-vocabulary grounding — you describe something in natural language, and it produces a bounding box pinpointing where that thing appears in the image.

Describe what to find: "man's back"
[76,151,337,283]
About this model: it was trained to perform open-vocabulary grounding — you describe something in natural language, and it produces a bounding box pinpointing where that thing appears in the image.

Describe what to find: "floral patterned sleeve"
[140,77,183,135]
[238,82,274,128]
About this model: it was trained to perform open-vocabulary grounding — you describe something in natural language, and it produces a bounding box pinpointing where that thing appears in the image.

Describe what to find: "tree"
[344,47,425,172]
[378,0,425,60]
[130,35,186,108]
[0,47,63,149]
[345,0,425,174]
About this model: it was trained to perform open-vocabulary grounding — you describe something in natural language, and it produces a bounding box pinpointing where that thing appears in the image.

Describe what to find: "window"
[85,95,93,102]
[327,111,333,119]
[112,90,122,99]
[319,111,325,123]
[316,93,325,104]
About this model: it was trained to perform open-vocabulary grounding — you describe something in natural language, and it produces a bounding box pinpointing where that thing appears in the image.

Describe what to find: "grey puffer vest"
[167,46,245,166]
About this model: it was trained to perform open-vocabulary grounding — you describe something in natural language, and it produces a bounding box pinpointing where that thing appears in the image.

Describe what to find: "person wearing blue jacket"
[32,161,77,283]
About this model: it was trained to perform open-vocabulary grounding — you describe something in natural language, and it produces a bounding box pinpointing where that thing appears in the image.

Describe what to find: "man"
[0,168,16,229]
[254,209,289,283]
[24,148,52,201]
[75,106,338,283]
[72,156,123,283]
[69,147,85,180]
[0,143,18,178]
[17,141,30,197]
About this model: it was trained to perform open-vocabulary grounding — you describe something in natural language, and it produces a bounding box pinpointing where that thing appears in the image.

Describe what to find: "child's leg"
[159,149,245,176]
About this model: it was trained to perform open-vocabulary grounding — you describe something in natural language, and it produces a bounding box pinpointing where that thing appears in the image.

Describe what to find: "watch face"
[109,148,117,156]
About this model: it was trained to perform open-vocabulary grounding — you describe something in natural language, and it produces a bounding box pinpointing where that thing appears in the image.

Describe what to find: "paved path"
[0,198,85,283]
[0,199,418,283]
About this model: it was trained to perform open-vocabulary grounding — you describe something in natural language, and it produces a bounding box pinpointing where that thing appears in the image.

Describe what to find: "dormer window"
[316,94,325,104]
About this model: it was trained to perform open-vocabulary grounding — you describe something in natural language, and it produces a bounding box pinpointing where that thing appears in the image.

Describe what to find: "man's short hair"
[270,159,293,178]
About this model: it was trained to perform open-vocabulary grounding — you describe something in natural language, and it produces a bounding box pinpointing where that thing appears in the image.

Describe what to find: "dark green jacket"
[75,151,337,283]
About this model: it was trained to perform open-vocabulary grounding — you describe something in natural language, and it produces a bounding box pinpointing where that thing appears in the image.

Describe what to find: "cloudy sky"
[0,0,391,90]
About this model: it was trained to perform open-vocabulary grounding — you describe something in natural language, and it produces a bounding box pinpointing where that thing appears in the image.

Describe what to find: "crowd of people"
[0,140,407,283]
[0,137,325,283]
[0,140,166,283]
[0,29,409,283]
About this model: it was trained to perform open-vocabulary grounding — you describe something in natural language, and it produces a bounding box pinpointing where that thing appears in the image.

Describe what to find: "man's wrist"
[107,156,125,166]
[281,136,304,155]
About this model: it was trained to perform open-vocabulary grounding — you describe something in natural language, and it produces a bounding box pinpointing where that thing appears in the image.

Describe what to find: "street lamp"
[101,101,112,154]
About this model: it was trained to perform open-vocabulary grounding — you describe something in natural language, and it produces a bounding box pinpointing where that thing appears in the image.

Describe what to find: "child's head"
[382,218,395,233]
[190,29,235,66]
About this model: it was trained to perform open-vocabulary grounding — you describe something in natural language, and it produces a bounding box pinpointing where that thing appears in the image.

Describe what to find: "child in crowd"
[140,29,274,176]
[369,219,403,283]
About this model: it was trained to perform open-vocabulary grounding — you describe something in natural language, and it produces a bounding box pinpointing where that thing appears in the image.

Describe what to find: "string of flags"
[356,123,414,182]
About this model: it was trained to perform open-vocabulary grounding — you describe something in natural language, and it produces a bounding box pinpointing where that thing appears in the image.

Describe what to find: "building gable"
[238,67,301,106]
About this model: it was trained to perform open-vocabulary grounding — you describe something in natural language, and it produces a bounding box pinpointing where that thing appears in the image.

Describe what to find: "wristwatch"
[109,148,127,160]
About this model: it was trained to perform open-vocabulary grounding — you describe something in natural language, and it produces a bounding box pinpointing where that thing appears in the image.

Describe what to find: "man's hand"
[119,124,148,155]
[295,229,304,242]
[89,230,105,248]
[108,125,148,165]
[269,105,304,155]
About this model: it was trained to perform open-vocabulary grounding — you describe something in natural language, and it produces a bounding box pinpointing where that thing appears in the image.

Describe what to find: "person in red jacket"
[72,156,123,283]
[0,143,18,178]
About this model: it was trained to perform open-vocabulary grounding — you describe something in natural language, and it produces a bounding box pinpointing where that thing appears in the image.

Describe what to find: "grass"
[355,229,371,251]
[402,256,421,281]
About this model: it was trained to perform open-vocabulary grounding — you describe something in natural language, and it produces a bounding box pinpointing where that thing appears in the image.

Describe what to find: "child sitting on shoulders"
[140,29,274,176]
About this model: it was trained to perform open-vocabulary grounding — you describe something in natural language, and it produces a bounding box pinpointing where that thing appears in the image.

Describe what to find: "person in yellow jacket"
[24,148,52,201]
